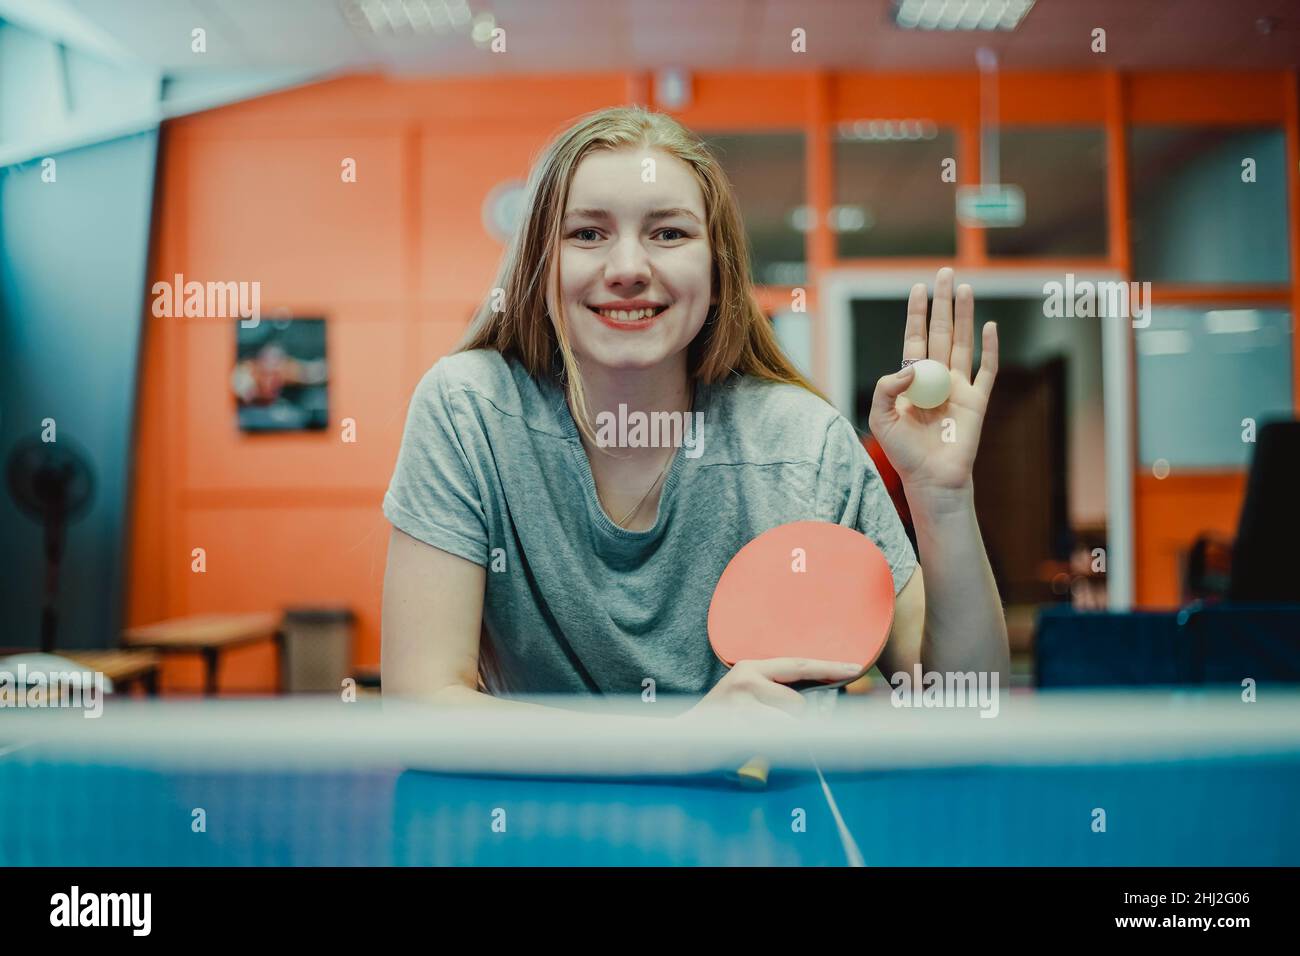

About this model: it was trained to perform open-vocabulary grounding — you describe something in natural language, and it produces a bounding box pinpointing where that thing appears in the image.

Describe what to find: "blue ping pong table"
[3,750,1299,866]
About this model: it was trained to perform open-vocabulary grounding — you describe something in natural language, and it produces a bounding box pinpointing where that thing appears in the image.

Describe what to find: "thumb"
[872,365,916,416]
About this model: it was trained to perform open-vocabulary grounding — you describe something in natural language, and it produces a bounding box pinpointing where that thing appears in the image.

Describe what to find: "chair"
[1228,420,1300,603]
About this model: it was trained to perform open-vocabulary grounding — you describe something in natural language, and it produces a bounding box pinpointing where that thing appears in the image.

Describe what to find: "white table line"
[816,759,866,867]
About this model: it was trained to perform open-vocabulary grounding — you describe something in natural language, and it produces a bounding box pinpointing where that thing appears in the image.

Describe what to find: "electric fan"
[6,433,95,652]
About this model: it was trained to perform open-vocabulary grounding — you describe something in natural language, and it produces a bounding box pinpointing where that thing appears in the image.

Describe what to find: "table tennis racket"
[707,520,897,787]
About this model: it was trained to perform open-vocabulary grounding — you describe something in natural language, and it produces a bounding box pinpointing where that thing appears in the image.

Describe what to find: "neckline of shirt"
[549,374,709,541]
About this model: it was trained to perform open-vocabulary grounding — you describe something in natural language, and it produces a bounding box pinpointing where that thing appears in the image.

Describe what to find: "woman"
[382,106,1008,720]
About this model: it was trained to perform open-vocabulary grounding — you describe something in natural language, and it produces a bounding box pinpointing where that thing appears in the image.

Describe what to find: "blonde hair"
[457,105,824,440]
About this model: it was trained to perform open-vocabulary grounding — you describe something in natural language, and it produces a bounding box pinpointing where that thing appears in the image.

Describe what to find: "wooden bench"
[0,649,162,696]
[123,613,283,696]
[60,650,162,696]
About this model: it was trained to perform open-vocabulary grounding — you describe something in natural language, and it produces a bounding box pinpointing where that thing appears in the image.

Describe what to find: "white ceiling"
[7,0,1300,74]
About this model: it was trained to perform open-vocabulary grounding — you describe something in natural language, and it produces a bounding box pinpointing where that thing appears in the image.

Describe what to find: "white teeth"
[593,306,664,321]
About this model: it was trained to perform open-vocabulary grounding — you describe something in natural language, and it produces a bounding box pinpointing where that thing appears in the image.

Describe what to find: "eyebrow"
[564,207,702,224]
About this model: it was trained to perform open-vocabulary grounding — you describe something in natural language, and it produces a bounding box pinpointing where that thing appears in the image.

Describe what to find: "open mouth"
[586,303,670,330]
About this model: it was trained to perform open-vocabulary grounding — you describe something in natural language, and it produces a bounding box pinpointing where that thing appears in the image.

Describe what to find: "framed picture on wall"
[232,317,328,431]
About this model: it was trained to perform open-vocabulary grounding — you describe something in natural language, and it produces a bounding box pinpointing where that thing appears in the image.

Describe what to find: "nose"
[603,235,651,291]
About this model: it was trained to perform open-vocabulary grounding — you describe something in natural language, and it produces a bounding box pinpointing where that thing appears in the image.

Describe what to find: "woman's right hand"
[679,658,863,720]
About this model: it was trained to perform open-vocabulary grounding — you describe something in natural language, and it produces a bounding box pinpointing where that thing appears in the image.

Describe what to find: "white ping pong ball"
[904,359,951,409]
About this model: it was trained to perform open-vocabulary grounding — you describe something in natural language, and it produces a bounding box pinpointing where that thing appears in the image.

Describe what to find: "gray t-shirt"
[383,348,917,696]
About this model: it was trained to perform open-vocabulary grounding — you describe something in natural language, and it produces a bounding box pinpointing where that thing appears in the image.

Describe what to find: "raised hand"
[867,267,998,502]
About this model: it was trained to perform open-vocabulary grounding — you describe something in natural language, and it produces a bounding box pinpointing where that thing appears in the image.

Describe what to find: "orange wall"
[128,71,1297,690]
[1133,473,1246,608]
[129,74,637,691]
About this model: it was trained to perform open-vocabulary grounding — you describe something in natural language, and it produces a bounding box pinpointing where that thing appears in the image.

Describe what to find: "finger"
[928,267,955,366]
[950,283,975,379]
[902,282,928,363]
[745,681,807,717]
[751,657,864,685]
[870,366,916,419]
[974,321,999,398]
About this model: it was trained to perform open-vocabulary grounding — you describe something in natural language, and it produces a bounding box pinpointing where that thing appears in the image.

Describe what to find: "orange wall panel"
[664,72,813,129]
[163,505,390,692]
[412,317,473,370]
[1000,72,1107,124]
[180,133,408,305]
[1127,71,1287,124]
[178,314,408,491]
[126,300,170,629]
[1134,473,1246,609]
[418,128,546,303]
[833,72,978,124]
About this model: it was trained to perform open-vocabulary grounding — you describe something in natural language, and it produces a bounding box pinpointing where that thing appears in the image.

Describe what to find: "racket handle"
[730,685,842,786]
[734,755,771,789]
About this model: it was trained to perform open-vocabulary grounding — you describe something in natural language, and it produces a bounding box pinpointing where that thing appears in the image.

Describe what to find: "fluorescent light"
[893,0,1036,31]
[1137,330,1193,356]
[1205,310,1261,334]
[836,118,941,141]
[788,206,815,233]
[938,1,964,30]
[342,0,476,35]
[829,205,873,232]
[470,12,496,44]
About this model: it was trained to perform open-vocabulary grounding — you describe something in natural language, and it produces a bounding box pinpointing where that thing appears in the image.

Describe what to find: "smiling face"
[548,146,714,373]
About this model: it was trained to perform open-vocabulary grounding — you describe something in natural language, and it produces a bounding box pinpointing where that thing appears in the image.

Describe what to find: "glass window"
[771,311,813,380]
[833,124,956,258]
[1128,127,1290,284]
[985,127,1108,258]
[1137,307,1293,469]
[701,132,805,286]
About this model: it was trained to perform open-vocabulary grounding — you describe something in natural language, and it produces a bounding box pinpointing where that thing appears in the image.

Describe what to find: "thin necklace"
[612,388,695,529]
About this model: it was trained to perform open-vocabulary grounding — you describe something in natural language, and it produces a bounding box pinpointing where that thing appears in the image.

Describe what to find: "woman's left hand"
[867,267,998,506]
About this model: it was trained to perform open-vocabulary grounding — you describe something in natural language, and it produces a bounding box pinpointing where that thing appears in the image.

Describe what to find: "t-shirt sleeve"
[382,361,489,566]
[814,415,918,595]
